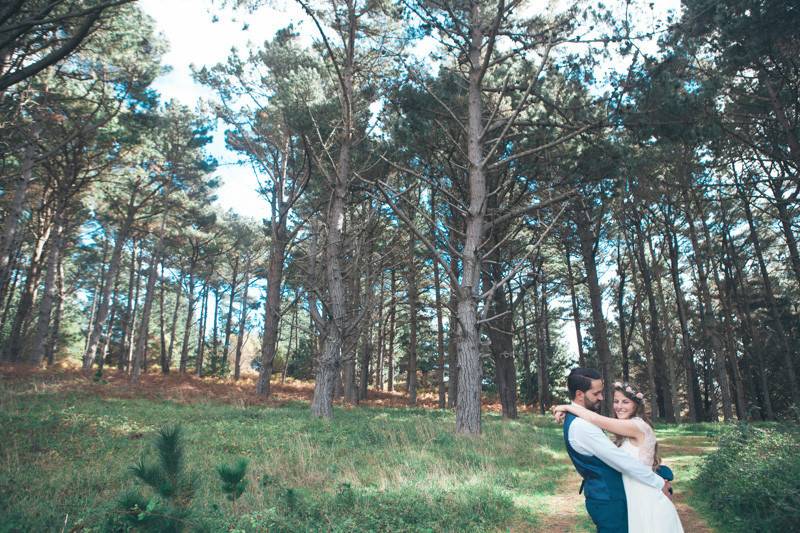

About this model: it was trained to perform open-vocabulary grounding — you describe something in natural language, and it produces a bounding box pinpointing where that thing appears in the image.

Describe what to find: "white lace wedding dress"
[620,417,684,533]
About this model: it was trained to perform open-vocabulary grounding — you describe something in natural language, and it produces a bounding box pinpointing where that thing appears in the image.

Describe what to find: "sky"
[138,0,309,220]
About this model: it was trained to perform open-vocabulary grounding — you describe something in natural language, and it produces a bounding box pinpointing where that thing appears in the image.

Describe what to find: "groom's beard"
[583,399,601,412]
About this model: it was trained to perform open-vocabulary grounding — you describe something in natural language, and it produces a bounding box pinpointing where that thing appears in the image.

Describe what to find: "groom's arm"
[569,419,665,490]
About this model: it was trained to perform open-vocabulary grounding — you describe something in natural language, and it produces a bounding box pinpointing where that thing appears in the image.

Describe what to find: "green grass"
[0,376,733,532]
[0,379,570,532]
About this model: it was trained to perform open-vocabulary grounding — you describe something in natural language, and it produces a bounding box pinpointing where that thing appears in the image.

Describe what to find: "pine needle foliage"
[216,458,248,501]
[114,425,192,532]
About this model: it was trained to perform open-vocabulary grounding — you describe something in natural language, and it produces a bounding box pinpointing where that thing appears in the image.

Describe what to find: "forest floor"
[0,366,719,531]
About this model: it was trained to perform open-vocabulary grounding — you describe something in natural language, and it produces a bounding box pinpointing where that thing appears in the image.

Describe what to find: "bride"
[553,381,684,533]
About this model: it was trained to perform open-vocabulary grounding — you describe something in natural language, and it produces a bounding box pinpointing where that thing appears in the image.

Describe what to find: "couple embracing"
[552,368,684,533]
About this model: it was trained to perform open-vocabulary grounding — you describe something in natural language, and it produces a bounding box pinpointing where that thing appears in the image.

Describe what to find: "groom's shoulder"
[569,416,600,434]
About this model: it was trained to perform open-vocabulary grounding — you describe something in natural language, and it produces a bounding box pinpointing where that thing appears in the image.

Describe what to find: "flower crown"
[613,381,645,403]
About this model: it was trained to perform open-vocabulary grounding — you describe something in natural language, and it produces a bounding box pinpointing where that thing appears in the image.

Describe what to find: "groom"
[562,368,671,532]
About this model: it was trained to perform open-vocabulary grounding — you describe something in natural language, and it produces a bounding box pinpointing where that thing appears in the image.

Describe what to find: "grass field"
[0,371,720,532]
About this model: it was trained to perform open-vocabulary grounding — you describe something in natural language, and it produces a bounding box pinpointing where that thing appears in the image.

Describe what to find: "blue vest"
[563,412,627,502]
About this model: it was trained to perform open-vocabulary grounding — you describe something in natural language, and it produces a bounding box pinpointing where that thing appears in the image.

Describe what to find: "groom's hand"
[661,480,673,500]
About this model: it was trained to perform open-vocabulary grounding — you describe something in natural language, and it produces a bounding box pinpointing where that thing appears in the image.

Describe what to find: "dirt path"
[537,451,715,532]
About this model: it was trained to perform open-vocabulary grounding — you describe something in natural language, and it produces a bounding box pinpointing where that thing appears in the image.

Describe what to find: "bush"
[692,423,800,532]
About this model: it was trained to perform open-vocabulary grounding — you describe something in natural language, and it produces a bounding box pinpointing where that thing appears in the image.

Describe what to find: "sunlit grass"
[0,380,568,531]
[0,376,727,531]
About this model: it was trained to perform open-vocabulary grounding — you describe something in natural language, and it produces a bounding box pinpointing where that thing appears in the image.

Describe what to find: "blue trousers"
[585,498,628,533]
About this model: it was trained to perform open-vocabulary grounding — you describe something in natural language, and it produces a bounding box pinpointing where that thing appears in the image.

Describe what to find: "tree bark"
[738,185,800,409]
[575,206,614,415]
[167,269,184,372]
[684,200,734,421]
[662,206,701,421]
[632,219,675,422]
[406,255,419,406]
[29,211,65,365]
[131,244,162,383]
[234,265,252,380]
[221,256,239,372]
[387,269,396,392]
[3,216,52,362]
[83,196,135,369]
[179,263,197,374]
[564,243,586,368]
[257,229,287,397]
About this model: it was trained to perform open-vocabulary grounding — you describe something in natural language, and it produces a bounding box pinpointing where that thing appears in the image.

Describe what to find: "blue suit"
[564,412,628,533]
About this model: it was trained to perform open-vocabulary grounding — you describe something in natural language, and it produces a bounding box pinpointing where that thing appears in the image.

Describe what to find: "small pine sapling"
[115,425,192,531]
[217,458,248,502]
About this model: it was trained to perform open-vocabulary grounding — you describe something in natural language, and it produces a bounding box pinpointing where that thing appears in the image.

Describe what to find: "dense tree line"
[1,0,798,434]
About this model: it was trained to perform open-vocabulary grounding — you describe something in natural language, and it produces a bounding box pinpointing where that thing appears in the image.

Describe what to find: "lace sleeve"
[633,417,657,467]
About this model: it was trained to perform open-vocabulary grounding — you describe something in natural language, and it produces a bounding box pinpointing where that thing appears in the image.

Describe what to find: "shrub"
[692,423,800,532]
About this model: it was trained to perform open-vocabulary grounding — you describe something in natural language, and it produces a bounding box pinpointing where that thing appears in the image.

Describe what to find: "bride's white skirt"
[622,475,684,533]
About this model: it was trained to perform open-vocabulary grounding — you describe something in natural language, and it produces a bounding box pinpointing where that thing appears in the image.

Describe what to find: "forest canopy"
[1,0,799,435]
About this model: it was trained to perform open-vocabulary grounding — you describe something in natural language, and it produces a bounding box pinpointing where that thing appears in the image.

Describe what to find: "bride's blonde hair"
[611,382,661,470]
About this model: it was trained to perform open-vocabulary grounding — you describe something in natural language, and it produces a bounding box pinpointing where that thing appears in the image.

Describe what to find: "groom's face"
[579,379,604,412]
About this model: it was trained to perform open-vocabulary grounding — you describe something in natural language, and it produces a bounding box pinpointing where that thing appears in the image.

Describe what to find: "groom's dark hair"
[567,367,602,399]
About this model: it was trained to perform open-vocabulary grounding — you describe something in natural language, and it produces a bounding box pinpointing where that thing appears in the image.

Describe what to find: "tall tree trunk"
[30,211,65,365]
[0,139,37,304]
[84,237,109,355]
[433,250,447,409]
[538,266,551,415]
[722,219,773,419]
[257,233,287,397]
[564,243,586,367]
[83,197,136,369]
[628,244,660,419]
[131,242,163,383]
[0,252,22,336]
[615,240,631,382]
[119,239,139,371]
[159,262,168,373]
[195,280,209,376]
[3,218,51,361]
[662,207,701,422]
[684,201,734,421]
[179,264,197,374]
[632,220,675,422]
[210,285,220,374]
[375,270,385,390]
[46,254,66,365]
[738,185,800,409]
[452,5,489,435]
[282,287,298,384]
[575,207,614,415]
[358,318,372,400]
[309,25,354,418]
[406,257,419,406]
[519,287,533,406]
[770,180,800,290]
[167,269,184,372]
[233,267,252,381]
[222,256,239,372]
[447,290,459,408]
[387,269,396,392]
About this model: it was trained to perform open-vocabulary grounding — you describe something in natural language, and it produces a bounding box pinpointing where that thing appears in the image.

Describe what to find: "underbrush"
[692,423,800,532]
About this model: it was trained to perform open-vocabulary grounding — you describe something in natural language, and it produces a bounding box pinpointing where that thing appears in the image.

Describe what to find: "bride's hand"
[551,405,567,423]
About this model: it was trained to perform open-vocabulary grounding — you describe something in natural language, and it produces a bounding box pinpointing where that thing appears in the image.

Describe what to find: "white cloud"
[138,0,309,219]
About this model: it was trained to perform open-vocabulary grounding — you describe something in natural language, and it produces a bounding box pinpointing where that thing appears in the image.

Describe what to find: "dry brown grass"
[0,362,535,413]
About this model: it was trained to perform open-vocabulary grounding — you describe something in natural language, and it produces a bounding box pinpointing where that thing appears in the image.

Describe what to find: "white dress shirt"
[567,404,665,490]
